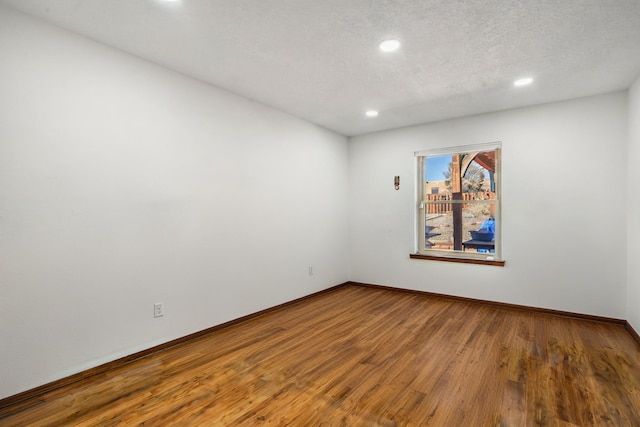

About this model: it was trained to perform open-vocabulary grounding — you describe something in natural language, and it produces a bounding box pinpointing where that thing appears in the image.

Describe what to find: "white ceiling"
[3,0,640,136]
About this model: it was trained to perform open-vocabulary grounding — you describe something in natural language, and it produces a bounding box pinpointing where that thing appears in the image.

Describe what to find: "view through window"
[416,143,501,261]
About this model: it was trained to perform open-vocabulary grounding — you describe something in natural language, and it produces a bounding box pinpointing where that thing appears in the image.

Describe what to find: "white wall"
[628,76,640,332]
[0,5,349,399]
[349,93,628,318]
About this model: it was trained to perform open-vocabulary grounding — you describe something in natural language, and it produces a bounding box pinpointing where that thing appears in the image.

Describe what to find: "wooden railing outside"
[425,192,495,214]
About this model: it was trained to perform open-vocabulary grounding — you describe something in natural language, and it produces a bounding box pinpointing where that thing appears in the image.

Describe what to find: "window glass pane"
[425,155,452,182]
[462,151,497,195]
[425,151,497,196]
[424,203,496,252]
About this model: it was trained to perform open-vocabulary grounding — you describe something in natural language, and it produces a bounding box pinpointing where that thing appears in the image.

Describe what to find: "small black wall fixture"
[394,176,400,190]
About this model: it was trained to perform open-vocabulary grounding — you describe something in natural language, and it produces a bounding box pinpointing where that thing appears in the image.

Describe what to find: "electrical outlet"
[154,303,164,318]
[308,266,313,276]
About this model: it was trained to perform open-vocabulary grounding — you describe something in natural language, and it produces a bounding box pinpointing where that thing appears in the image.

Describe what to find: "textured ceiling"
[2,0,640,136]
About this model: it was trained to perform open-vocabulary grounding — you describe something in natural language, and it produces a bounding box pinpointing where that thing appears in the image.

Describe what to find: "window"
[414,142,502,264]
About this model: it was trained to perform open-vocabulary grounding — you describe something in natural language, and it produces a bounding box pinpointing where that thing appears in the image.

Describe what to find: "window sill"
[409,253,505,267]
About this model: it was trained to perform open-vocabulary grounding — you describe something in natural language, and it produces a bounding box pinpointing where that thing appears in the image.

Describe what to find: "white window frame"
[415,142,502,262]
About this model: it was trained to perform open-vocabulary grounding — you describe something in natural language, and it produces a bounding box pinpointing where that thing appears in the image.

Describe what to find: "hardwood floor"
[1,285,639,426]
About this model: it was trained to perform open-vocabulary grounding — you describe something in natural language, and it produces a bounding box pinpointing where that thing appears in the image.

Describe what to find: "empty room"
[1,0,639,425]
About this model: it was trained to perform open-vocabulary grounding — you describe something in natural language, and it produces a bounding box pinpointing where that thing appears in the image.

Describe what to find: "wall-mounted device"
[394,176,400,190]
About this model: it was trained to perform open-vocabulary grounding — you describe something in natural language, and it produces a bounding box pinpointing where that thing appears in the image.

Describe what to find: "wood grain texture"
[1,285,639,426]
[409,253,506,266]
[627,321,640,347]
[351,282,628,326]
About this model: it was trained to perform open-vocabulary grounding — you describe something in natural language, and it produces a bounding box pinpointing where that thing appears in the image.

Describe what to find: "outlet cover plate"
[154,303,164,318]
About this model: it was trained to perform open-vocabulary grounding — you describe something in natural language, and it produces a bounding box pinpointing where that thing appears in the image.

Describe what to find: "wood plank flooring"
[1,285,639,426]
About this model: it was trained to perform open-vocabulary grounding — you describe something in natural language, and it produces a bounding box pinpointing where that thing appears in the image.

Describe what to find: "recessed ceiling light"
[513,77,534,87]
[366,110,379,117]
[379,39,401,52]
